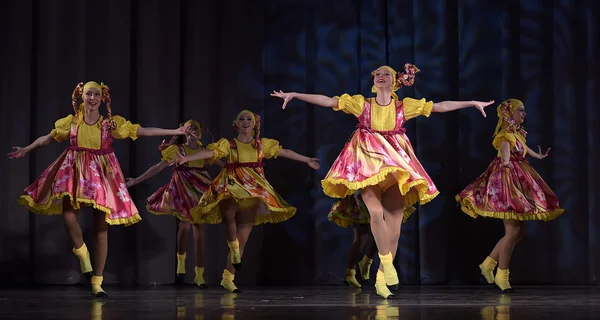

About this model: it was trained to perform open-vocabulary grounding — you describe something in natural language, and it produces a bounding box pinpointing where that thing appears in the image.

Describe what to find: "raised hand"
[537,145,551,159]
[7,147,29,160]
[270,90,295,109]
[474,100,495,117]
[174,152,188,166]
[307,158,321,170]
[179,124,198,138]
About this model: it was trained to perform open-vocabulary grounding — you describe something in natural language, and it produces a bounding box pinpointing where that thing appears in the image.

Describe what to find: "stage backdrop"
[1,0,598,286]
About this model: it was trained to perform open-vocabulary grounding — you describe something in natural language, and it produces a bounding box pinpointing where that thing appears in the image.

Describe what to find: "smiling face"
[236,111,255,135]
[83,87,102,112]
[373,67,394,91]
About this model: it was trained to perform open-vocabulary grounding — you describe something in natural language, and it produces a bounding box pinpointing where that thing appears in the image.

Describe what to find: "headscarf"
[493,98,527,137]
[371,63,420,100]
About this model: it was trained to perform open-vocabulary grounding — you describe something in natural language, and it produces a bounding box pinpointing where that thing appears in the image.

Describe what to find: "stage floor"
[0,285,598,319]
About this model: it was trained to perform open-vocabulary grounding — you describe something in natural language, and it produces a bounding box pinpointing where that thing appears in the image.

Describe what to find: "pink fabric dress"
[146,144,213,222]
[321,95,439,220]
[19,114,142,226]
[456,129,564,221]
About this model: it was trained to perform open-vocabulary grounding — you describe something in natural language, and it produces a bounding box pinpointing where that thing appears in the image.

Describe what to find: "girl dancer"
[126,119,223,288]
[271,64,493,298]
[175,109,320,293]
[456,98,564,292]
[328,193,377,288]
[7,81,193,298]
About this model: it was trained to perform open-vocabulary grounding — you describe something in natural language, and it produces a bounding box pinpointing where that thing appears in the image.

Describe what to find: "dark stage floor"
[0,285,598,319]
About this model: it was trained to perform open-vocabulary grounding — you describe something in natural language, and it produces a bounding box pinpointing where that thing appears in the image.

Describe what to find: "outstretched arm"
[526,144,551,160]
[7,133,55,159]
[432,100,494,117]
[175,149,216,165]
[271,90,337,109]
[137,125,195,138]
[278,149,320,170]
[126,161,169,187]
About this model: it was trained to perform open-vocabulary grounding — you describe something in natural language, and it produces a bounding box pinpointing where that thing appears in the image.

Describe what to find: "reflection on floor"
[1,285,599,319]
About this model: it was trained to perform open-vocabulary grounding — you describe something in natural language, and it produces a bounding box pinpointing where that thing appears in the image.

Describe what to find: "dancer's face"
[83,87,102,112]
[511,104,526,125]
[186,124,199,143]
[237,112,255,135]
[373,67,394,90]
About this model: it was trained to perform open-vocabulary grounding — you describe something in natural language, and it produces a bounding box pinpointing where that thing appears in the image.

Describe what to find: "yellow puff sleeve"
[111,115,141,141]
[492,130,517,151]
[160,145,179,162]
[261,138,283,159]
[50,114,74,142]
[206,138,231,160]
[403,97,433,121]
[333,94,366,117]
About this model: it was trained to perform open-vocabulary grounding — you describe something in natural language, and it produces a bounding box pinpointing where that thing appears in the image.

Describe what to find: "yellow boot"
[494,268,514,293]
[194,266,207,289]
[378,252,399,286]
[479,256,497,284]
[177,252,187,275]
[358,255,373,281]
[374,269,396,299]
[91,275,108,298]
[228,239,242,271]
[220,269,241,293]
[344,268,362,288]
[73,243,93,274]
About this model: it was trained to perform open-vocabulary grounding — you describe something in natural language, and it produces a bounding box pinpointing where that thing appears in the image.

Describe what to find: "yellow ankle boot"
[374,269,396,299]
[358,255,373,281]
[220,269,241,293]
[479,256,497,284]
[344,268,362,288]
[73,243,93,274]
[194,266,207,288]
[91,275,108,298]
[378,252,399,286]
[227,239,242,270]
[177,252,187,275]
[494,268,514,293]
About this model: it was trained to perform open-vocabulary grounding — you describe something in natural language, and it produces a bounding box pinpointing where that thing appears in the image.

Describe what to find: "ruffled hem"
[192,193,296,226]
[322,166,440,209]
[455,195,565,222]
[327,212,370,228]
[19,193,142,226]
[145,205,194,223]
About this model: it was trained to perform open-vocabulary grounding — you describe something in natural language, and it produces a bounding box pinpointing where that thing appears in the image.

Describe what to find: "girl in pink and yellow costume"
[126,119,223,288]
[175,109,320,293]
[272,64,493,298]
[328,193,377,288]
[456,99,564,293]
[8,81,194,298]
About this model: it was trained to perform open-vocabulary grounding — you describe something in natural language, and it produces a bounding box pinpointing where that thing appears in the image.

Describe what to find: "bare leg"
[347,224,369,269]
[177,221,191,255]
[63,198,83,249]
[360,186,389,256]
[377,186,406,272]
[493,219,525,292]
[191,223,207,288]
[63,198,92,274]
[91,210,109,298]
[220,199,238,243]
[225,205,258,274]
[498,220,525,269]
[192,223,206,268]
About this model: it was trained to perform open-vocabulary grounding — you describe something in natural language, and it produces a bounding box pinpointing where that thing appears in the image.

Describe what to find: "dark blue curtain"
[1,0,597,286]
